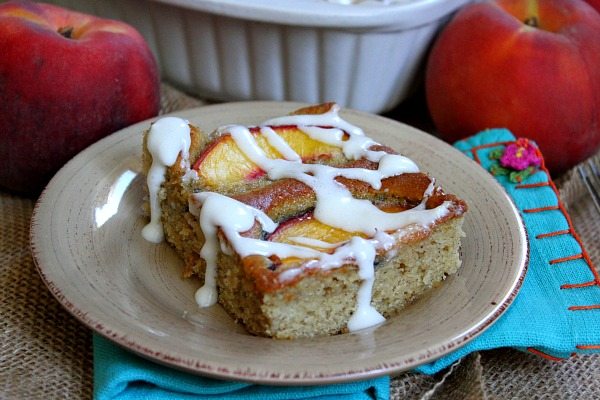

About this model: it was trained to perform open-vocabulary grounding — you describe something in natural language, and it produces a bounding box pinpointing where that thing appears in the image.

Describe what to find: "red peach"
[0,1,160,195]
[426,0,600,175]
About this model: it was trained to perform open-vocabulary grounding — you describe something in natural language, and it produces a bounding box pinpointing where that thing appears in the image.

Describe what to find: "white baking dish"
[47,0,472,113]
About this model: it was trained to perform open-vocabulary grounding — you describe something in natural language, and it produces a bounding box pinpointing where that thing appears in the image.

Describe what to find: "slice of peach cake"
[141,103,467,339]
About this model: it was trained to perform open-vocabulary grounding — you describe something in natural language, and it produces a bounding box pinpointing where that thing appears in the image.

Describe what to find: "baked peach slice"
[267,212,366,253]
[192,125,343,190]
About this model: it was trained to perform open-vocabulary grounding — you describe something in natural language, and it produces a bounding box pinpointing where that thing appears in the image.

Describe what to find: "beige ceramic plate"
[31,102,527,385]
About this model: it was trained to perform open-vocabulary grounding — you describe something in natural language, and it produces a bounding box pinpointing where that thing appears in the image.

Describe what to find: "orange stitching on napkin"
[576,344,600,350]
[536,229,571,239]
[540,164,600,287]
[550,254,584,265]
[527,347,568,361]
[516,182,550,189]
[470,140,600,290]
[568,304,600,311]
[468,141,513,165]
[561,280,598,290]
[523,205,560,213]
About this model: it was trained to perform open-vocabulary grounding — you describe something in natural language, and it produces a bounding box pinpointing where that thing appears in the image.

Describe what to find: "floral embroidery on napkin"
[488,138,542,183]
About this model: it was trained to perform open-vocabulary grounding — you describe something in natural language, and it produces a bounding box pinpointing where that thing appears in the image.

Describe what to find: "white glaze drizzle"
[142,117,190,243]
[144,104,452,333]
[190,193,386,330]
[260,126,301,162]
[345,237,385,330]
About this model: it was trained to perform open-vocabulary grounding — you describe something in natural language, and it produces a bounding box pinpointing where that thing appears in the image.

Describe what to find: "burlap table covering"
[1,83,599,399]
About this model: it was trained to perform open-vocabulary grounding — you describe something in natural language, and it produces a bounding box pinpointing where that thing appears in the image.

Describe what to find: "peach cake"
[141,103,467,339]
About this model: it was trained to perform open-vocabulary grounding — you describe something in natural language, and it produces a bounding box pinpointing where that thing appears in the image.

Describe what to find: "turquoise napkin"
[93,336,389,400]
[417,128,600,373]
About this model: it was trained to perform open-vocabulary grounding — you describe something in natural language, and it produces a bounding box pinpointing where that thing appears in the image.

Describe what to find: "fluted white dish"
[47,0,472,113]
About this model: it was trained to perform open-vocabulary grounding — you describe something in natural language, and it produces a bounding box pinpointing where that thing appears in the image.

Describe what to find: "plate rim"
[30,101,528,384]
